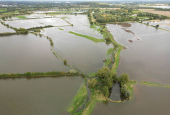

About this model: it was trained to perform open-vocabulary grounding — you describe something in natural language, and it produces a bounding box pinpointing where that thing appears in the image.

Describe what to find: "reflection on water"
[0,23,15,33]
[0,76,83,115]
[92,22,170,114]
[107,22,170,84]
[0,34,70,74]
[41,15,112,74]
[92,84,170,115]
[5,18,68,29]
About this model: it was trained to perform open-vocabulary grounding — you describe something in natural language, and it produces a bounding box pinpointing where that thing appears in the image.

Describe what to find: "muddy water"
[92,22,170,114]
[42,15,112,74]
[107,22,170,84]
[92,84,170,115]
[5,18,68,29]
[0,76,83,115]
[0,34,70,74]
[0,23,15,33]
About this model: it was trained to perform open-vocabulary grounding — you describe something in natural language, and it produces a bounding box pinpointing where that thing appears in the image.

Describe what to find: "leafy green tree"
[119,73,129,86]
[121,84,131,98]
[88,79,98,88]
[96,66,110,79]
[103,86,109,97]
[102,74,113,89]
[112,73,118,82]
[64,60,67,65]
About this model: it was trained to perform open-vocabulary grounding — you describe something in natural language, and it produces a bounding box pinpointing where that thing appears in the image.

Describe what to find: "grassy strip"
[67,83,87,114]
[139,22,170,31]
[58,28,64,30]
[69,31,105,43]
[16,16,27,19]
[104,58,110,66]
[111,46,122,74]
[0,71,81,78]
[140,81,170,88]
[107,48,114,55]
[81,90,106,115]
[127,80,137,98]
[0,32,17,36]
[88,72,96,78]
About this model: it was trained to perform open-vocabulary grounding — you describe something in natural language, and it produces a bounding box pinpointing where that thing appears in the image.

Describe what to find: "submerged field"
[0,11,170,115]
[92,21,170,115]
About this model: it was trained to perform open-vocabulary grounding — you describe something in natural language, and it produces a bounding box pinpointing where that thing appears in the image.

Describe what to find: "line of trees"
[0,71,81,78]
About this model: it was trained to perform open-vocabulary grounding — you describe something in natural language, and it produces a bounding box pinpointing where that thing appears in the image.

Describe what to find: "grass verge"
[69,31,105,43]
[16,16,27,19]
[67,83,88,114]
[58,28,64,30]
[81,90,106,115]
[140,81,170,88]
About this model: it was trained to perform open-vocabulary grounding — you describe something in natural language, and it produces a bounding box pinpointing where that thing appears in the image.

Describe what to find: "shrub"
[119,73,129,86]
[64,60,67,65]
[96,66,110,79]
[121,84,131,98]
[88,79,98,88]
[103,86,109,97]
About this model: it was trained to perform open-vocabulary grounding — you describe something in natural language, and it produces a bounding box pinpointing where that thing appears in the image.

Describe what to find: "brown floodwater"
[5,18,68,29]
[0,76,84,115]
[41,15,112,74]
[92,84,170,115]
[0,23,15,33]
[92,22,170,115]
[0,34,70,74]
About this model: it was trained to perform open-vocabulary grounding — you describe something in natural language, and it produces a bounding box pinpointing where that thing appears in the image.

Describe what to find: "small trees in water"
[64,59,67,65]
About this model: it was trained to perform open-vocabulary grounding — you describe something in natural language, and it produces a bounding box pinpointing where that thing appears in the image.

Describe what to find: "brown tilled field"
[138,9,170,17]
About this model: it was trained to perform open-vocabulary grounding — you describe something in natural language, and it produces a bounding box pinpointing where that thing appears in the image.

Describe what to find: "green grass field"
[69,31,105,43]
[16,16,27,19]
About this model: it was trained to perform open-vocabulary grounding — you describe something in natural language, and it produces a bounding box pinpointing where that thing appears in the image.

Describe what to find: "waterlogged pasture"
[0,34,70,74]
[92,84,170,115]
[4,18,68,29]
[57,15,104,39]
[91,21,170,115]
[107,22,170,84]
[0,23,15,33]
[41,15,112,74]
[0,76,84,115]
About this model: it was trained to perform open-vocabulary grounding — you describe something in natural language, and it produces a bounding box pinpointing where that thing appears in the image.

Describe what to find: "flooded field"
[0,23,15,33]
[0,76,83,115]
[0,34,70,74]
[5,18,68,29]
[92,21,170,114]
[42,15,112,74]
[107,22,170,84]
[92,84,170,115]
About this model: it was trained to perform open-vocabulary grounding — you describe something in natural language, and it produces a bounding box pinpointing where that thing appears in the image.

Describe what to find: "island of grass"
[16,16,27,19]
[67,82,88,114]
[58,28,64,30]
[69,31,105,43]
[140,81,170,88]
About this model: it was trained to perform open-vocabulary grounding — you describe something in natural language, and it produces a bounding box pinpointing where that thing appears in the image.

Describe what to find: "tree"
[102,74,113,89]
[97,67,114,89]
[112,73,118,82]
[64,60,67,65]
[119,73,129,86]
[88,79,98,88]
[96,66,110,79]
[121,84,131,98]
[103,86,109,97]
